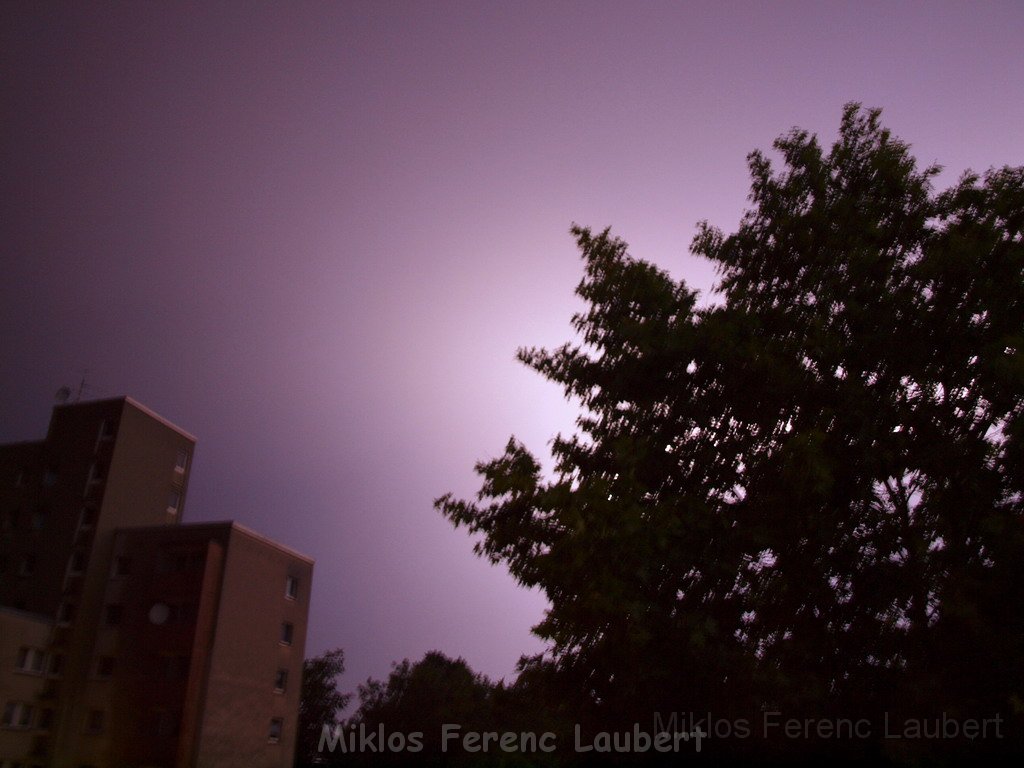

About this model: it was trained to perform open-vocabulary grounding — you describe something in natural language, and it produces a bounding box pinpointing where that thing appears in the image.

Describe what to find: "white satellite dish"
[148,603,171,625]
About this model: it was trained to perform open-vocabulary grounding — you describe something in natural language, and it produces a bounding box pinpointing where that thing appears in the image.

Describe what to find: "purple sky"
[3,1,1022,697]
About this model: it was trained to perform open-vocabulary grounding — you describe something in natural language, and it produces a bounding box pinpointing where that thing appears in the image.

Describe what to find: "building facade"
[0,398,312,768]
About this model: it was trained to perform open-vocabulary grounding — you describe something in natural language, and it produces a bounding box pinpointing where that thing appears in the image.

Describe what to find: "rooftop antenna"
[75,370,90,402]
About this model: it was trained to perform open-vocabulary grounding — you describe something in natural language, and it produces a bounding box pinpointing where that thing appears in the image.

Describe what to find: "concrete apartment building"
[0,397,312,768]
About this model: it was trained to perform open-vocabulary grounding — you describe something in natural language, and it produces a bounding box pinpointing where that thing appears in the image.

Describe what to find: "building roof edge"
[113,521,314,565]
[123,396,198,442]
[229,521,315,565]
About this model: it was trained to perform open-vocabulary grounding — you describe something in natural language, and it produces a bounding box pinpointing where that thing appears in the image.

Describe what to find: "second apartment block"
[0,397,313,768]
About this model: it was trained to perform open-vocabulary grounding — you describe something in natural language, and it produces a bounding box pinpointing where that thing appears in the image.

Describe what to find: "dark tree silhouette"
[437,104,1024,759]
[296,648,350,766]
[308,651,574,766]
[341,651,501,764]
[351,652,492,735]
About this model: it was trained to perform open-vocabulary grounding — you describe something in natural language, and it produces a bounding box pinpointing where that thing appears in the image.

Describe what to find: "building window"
[174,449,189,473]
[285,576,298,600]
[38,707,54,730]
[113,556,132,576]
[96,656,115,678]
[31,506,47,530]
[68,551,87,575]
[155,654,190,680]
[1,701,34,729]
[98,419,115,441]
[85,709,104,734]
[274,669,288,693]
[280,622,294,646]
[78,507,97,529]
[49,654,65,676]
[268,718,283,743]
[57,603,75,625]
[171,551,203,572]
[151,651,192,684]
[153,708,179,737]
[104,604,123,626]
[167,489,181,513]
[173,602,196,625]
[87,462,105,486]
[15,647,45,674]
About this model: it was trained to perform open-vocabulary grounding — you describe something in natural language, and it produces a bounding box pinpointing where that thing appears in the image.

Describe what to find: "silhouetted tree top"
[296,648,350,766]
[437,104,1023,758]
[350,651,494,734]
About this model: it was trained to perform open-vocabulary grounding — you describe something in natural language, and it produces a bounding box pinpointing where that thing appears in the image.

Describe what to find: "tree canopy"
[296,648,351,766]
[349,652,495,742]
[342,651,527,765]
[437,105,1023,758]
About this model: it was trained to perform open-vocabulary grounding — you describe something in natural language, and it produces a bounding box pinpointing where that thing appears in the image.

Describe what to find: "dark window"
[280,622,294,645]
[173,654,190,679]
[2,701,36,728]
[285,576,299,600]
[153,708,179,737]
[171,551,203,572]
[49,654,64,676]
[39,707,54,730]
[31,506,47,530]
[1,701,33,728]
[114,556,131,576]
[96,656,114,677]
[174,449,189,472]
[274,669,288,692]
[16,647,45,674]
[69,551,87,574]
[268,718,283,743]
[156,653,191,680]
[86,709,104,734]
[175,603,196,624]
